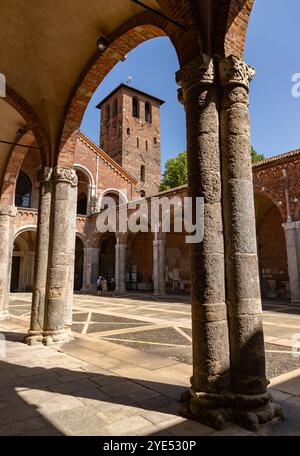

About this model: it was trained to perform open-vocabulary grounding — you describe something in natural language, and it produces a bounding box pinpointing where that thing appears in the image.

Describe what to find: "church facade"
[5,84,300,305]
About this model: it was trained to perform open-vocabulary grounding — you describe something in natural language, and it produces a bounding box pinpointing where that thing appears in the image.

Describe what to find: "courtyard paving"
[9,293,300,378]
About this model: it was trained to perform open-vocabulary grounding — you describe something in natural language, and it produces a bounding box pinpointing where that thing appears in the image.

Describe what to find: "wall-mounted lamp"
[96,35,110,52]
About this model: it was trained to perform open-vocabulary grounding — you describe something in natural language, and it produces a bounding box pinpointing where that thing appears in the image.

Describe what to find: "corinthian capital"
[176,54,215,95]
[52,166,78,187]
[219,55,255,91]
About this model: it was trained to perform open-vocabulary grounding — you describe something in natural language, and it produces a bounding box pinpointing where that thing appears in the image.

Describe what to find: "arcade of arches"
[0,0,295,431]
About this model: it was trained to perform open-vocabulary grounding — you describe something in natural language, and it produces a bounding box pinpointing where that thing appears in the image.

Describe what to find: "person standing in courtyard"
[97,275,103,296]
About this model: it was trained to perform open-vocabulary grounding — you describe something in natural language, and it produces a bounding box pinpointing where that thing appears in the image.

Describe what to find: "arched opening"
[166,231,190,294]
[254,194,289,299]
[76,169,89,215]
[15,171,32,208]
[74,236,84,291]
[132,96,140,118]
[128,231,153,291]
[145,101,152,123]
[99,189,128,209]
[10,230,36,293]
[99,233,116,289]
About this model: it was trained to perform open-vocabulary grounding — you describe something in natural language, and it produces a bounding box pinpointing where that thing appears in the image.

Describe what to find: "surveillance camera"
[96,35,110,52]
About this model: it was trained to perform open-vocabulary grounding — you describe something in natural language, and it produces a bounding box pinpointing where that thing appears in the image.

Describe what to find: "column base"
[180,389,283,431]
[25,330,43,345]
[42,328,74,346]
[0,310,9,321]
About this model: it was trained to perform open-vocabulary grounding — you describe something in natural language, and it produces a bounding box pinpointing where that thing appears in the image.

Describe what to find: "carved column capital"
[52,166,78,187]
[219,55,255,91]
[176,54,215,98]
[0,205,17,217]
[37,167,52,183]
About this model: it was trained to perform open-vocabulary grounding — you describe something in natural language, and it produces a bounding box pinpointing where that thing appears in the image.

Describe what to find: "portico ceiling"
[0,0,162,144]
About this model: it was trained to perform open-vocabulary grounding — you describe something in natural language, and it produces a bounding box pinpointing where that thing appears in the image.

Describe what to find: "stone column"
[43,167,78,345]
[82,247,100,292]
[65,183,77,327]
[26,167,52,344]
[115,243,127,294]
[219,55,281,428]
[153,238,166,296]
[176,55,231,430]
[284,221,300,304]
[0,205,17,319]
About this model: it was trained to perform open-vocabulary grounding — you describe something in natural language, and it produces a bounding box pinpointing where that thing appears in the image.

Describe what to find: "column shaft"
[219,56,281,429]
[0,205,16,319]
[176,55,230,428]
[82,248,100,292]
[115,244,127,294]
[43,167,78,344]
[153,239,166,295]
[26,168,52,344]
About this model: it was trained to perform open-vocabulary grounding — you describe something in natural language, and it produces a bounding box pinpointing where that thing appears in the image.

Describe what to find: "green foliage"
[159,147,265,191]
[159,151,188,191]
[251,146,265,163]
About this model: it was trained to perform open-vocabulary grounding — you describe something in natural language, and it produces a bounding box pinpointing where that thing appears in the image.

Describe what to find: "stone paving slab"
[3,297,300,436]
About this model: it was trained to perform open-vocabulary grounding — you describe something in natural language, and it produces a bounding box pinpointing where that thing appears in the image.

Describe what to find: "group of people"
[96,275,115,295]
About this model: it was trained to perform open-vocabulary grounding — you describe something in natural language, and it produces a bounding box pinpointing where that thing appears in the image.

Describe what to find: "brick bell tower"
[97,84,164,197]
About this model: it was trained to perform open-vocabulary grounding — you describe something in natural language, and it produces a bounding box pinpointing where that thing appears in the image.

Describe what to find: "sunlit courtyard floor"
[9,292,300,379]
[1,292,300,436]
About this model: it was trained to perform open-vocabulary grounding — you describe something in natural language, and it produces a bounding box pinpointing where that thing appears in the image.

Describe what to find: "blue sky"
[81,0,300,168]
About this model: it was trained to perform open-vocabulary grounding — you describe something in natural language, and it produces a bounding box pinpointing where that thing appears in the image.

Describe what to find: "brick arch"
[254,185,285,222]
[57,11,192,168]
[214,0,254,58]
[0,130,37,206]
[5,86,51,167]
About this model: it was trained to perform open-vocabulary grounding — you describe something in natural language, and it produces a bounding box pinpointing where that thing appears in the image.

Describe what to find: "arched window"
[106,105,110,122]
[141,165,145,183]
[77,192,88,215]
[137,137,139,148]
[145,102,152,123]
[113,99,118,117]
[145,140,148,151]
[132,96,140,118]
[127,127,130,135]
[154,137,158,145]
[15,171,31,208]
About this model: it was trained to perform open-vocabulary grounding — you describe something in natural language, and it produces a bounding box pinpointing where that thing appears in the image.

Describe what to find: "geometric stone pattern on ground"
[2,318,300,436]
[8,293,300,378]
